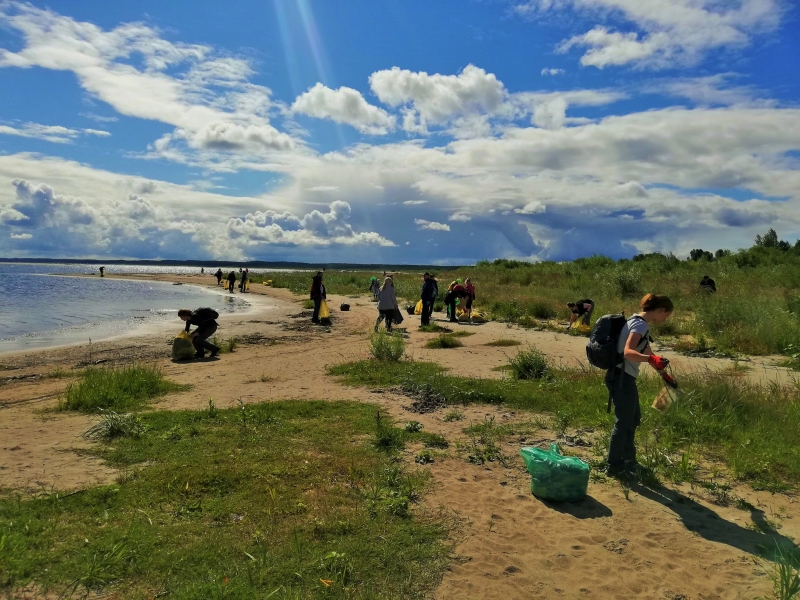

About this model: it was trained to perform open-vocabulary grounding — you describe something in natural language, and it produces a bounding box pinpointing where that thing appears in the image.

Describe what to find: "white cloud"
[0,122,110,143]
[541,68,564,76]
[369,65,508,132]
[512,88,625,129]
[415,219,451,231]
[648,73,774,108]
[403,200,427,205]
[517,0,782,69]
[9,232,32,239]
[292,83,396,135]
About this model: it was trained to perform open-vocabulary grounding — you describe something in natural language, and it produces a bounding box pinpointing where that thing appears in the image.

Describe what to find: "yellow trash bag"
[172,331,196,361]
[415,300,423,315]
[318,300,331,320]
[245,280,251,291]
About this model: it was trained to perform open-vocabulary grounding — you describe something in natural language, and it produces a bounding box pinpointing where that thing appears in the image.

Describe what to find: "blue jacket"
[421,279,437,301]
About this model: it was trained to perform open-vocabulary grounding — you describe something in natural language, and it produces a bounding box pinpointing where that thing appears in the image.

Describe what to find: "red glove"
[648,355,669,370]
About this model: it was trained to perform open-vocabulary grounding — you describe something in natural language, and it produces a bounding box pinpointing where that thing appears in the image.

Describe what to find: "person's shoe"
[210,349,219,358]
[193,353,205,360]
[312,319,320,324]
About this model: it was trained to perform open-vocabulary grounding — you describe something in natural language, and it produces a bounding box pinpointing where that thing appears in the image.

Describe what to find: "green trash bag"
[520,444,590,502]
[172,331,196,361]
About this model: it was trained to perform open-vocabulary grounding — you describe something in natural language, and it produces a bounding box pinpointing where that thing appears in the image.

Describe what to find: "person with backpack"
[226,270,236,293]
[566,299,595,330]
[609,294,673,477]
[178,307,221,359]
[214,268,223,286]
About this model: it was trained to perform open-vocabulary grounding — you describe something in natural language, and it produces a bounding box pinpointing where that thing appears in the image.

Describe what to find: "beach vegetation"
[424,334,463,349]
[368,332,405,362]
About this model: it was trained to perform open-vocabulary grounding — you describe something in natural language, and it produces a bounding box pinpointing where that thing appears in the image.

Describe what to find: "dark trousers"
[228,280,235,293]
[605,369,641,468]
[445,294,458,322]
[312,297,322,322]
[375,309,394,332]
[192,322,219,357]
[421,300,434,326]
[216,276,222,285]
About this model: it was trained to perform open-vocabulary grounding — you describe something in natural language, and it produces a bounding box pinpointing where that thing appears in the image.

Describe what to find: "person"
[375,276,399,333]
[464,278,476,319]
[241,268,249,293]
[605,294,674,478]
[226,270,236,293]
[567,299,595,330]
[370,276,380,301]
[420,273,438,326]
[201,267,205,275]
[310,271,326,324]
[700,275,717,293]
[215,268,223,286]
[99,266,105,277]
[178,307,221,359]
[445,279,467,323]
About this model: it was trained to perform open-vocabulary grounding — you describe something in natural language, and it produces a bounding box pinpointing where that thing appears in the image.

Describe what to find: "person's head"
[316,271,323,278]
[702,275,709,280]
[178,308,192,321]
[640,294,674,322]
[423,272,430,280]
[383,276,393,287]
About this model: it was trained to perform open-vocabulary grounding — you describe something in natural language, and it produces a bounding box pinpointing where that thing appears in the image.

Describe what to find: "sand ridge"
[0,273,797,599]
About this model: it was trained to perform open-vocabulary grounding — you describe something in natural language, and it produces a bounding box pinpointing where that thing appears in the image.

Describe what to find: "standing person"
[201,267,205,275]
[420,273,438,326]
[215,268,223,286]
[605,294,674,478]
[241,268,249,293]
[428,274,439,323]
[99,266,105,277]
[178,307,221,359]
[464,278,476,320]
[445,280,467,323]
[370,277,380,301]
[566,299,595,330]
[375,276,399,333]
[226,270,236,293]
[699,275,717,293]
[310,271,325,324]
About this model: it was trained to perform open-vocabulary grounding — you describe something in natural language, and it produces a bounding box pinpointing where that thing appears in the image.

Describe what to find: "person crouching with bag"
[606,294,673,478]
[178,308,221,359]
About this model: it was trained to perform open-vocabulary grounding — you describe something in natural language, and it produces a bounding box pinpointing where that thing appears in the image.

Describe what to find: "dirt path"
[0,275,795,599]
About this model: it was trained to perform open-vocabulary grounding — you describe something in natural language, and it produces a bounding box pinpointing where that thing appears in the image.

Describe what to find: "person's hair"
[703,275,709,278]
[640,294,674,313]
[178,308,192,318]
[567,302,576,308]
[380,276,393,291]
[424,272,430,276]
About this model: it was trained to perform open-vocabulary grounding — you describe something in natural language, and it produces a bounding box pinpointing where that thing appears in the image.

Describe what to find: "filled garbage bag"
[520,444,589,502]
[415,300,423,315]
[172,331,196,361]
[318,300,331,320]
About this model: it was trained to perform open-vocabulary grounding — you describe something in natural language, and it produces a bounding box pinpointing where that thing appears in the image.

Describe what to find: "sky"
[0,0,798,264]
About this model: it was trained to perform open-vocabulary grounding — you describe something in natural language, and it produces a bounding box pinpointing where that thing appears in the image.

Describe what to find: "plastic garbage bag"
[172,331,196,361]
[415,300,423,315]
[319,300,331,320]
[520,444,589,502]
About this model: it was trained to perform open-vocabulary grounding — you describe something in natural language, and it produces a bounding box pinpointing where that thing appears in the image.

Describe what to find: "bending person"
[375,277,399,333]
[178,307,221,360]
[566,299,595,330]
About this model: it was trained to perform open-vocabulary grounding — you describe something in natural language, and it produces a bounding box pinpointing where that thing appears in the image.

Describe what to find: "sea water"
[0,263,250,354]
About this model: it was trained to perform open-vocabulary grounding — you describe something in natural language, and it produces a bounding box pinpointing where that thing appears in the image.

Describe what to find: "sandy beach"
[1,272,797,599]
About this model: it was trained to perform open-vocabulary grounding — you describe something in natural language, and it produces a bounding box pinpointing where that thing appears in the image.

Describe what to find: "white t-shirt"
[616,315,650,378]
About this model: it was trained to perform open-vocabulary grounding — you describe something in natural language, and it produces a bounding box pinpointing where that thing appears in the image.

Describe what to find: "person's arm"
[623,333,650,363]
[185,320,191,333]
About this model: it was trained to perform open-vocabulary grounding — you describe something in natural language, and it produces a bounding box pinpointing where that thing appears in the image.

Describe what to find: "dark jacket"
[421,279,437,301]
[310,275,323,299]
[700,277,717,292]
[572,299,594,316]
[184,308,219,332]
[227,271,236,283]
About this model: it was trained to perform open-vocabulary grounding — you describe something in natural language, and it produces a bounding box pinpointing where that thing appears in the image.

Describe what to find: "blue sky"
[1,0,799,263]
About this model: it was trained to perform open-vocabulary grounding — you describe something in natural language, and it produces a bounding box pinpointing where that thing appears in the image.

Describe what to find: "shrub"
[530,302,557,320]
[425,334,464,349]
[613,268,643,298]
[82,410,147,440]
[60,365,186,412]
[509,347,550,380]
[485,339,522,347]
[369,332,406,362]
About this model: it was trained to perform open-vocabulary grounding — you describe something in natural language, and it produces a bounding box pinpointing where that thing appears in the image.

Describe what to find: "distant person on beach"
[241,268,249,293]
[375,276,399,333]
[445,279,467,323]
[201,267,204,275]
[464,278,476,319]
[700,275,717,293]
[178,307,220,360]
[420,273,437,326]
[99,266,105,277]
[215,268,223,285]
[567,299,595,330]
[370,277,380,300]
[310,271,326,324]
[606,294,673,478]
[227,270,236,293]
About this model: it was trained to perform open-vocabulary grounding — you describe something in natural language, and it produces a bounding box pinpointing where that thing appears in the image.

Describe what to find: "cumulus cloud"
[648,73,775,108]
[0,122,110,143]
[516,0,782,69]
[541,68,564,76]
[415,219,451,231]
[292,83,396,135]
[9,232,32,239]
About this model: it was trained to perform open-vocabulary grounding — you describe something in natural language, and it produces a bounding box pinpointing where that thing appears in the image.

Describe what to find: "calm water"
[0,263,252,353]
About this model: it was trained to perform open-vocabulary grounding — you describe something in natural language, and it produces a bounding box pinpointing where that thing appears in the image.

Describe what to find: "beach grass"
[0,401,451,599]
[424,334,464,349]
[329,358,800,490]
[485,339,522,347]
[58,365,188,412]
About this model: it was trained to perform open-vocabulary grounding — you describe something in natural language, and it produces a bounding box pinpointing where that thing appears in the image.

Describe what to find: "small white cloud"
[10,232,33,239]
[448,212,472,222]
[403,200,427,205]
[292,83,396,135]
[84,128,111,137]
[514,201,546,215]
[541,68,564,76]
[308,186,339,192]
[415,218,451,231]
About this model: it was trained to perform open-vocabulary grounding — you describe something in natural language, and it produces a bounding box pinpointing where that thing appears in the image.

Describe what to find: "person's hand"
[648,355,669,370]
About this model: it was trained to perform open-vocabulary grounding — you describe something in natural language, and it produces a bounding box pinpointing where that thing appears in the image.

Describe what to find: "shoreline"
[0,274,280,359]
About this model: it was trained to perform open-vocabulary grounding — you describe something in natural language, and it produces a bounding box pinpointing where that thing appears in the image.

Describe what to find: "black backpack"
[194,308,219,322]
[585,313,627,370]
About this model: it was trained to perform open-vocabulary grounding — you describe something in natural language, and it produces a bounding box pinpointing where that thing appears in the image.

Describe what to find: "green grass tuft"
[424,334,464,349]
[59,365,187,412]
[369,332,406,362]
[484,339,522,347]
[508,347,551,380]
